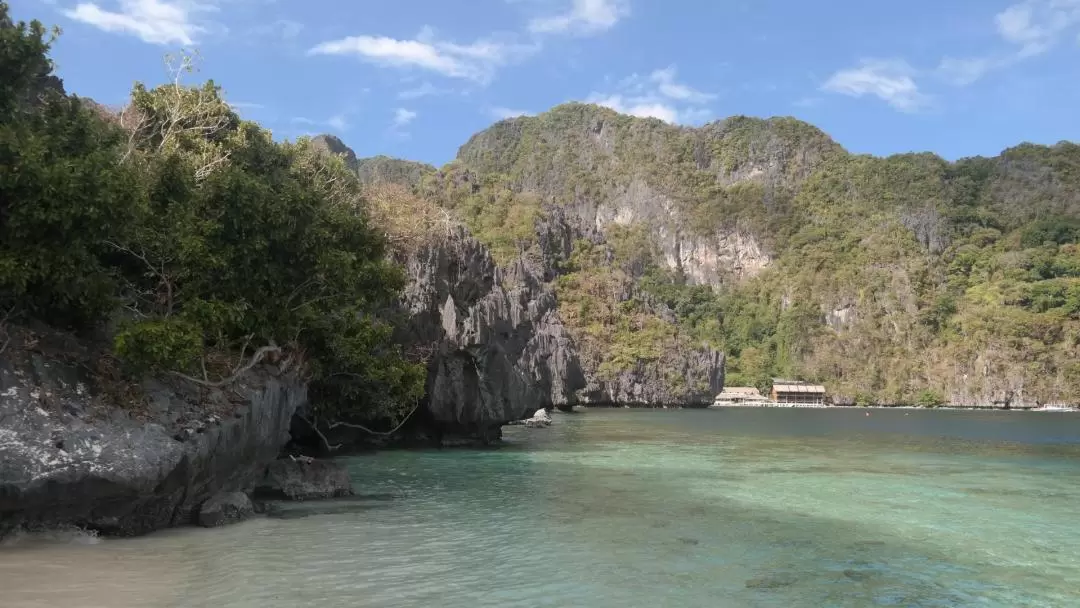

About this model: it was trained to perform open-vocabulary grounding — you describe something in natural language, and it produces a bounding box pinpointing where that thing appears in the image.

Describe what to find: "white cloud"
[590,95,679,122]
[489,106,533,119]
[932,1,1080,87]
[529,0,629,35]
[309,30,534,83]
[393,108,417,127]
[650,66,715,103]
[821,59,927,112]
[63,0,214,45]
[995,0,1080,56]
[936,56,1000,86]
[583,65,713,124]
[291,113,350,132]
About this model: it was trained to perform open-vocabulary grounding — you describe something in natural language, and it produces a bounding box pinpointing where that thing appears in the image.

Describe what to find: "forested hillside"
[361,103,1080,406]
[0,6,424,423]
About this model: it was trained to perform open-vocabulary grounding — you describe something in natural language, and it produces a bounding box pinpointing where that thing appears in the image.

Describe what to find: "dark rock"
[262,494,395,520]
[254,459,353,501]
[0,329,303,537]
[197,491,253,528]
[843,569,874,581]
[305,223,588,449]
[745,573,798,589]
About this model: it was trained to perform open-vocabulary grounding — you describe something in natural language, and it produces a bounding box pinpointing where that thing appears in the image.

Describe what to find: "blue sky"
[12,0,1080,166]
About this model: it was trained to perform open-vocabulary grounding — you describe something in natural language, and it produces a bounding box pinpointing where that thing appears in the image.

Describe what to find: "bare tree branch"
[117,51,232,180]
[300,415,341,452]
[171,344,281,388]
[104,239,177,317]
[232,334,254,375]
[328,400,422,436]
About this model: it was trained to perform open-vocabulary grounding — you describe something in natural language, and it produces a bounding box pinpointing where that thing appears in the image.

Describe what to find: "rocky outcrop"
[0,326,302,537]
[300,137,587,448]
[510,407,552,427]
[254,459,353,501]
[581,347,725,407]
[388,227,585,444]
[197,491,254,528]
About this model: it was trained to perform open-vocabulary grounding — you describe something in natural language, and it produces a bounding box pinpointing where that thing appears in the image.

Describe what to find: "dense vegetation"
[10,0,1077,410]
[445,103,1080,405]
[0,4,424,421]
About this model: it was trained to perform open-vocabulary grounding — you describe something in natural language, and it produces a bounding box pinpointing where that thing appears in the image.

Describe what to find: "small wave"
[1,525,102,548]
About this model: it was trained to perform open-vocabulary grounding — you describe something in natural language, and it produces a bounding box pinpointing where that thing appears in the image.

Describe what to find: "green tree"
[0,4,141,326]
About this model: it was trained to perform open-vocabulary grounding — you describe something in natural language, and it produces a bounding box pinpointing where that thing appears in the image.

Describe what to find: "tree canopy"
[0,2,424,421]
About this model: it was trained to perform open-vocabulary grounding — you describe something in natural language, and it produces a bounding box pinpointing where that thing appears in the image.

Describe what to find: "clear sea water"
[2,408,1080,607]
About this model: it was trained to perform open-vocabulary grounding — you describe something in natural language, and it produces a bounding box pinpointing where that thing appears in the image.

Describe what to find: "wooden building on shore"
[712,387,771,406]
[770,379,827,405]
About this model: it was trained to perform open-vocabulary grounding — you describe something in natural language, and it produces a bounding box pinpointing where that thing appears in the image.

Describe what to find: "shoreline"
[706,403,1080,412]
[568,403,1080,412]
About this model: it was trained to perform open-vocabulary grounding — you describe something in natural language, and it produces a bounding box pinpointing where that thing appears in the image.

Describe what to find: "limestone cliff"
[440,103,1080,406]
[394,227,584,439]
[298,142,587,447]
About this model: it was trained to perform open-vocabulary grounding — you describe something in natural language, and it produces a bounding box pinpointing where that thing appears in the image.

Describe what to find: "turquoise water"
[2,408,1080,607]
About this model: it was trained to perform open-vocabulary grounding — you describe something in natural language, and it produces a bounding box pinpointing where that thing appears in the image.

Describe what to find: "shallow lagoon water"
[2,408,1079,607]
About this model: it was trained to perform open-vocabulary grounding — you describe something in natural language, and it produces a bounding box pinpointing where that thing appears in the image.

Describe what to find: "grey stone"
[255,459,353,501]
[522,408,552,428]
[318,224,588,448]
[197,491,253,528]
[0,329,303,537]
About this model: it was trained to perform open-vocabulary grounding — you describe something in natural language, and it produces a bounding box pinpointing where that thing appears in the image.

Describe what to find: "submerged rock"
[197,491,253,528]
[524,408,553,428]
[262,494,395,520]
[745,573,798,590]
[509,407,553,427]
[254,459,353,501]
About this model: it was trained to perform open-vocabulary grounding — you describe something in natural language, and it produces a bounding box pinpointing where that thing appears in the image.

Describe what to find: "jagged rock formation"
[325,225,586,446]
[401,228,584,415]
[299,140,588,447]
[0,326,302,537]
[321,121,728,409]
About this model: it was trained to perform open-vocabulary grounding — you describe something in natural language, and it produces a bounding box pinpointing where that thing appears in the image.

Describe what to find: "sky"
[11,0,1080,166]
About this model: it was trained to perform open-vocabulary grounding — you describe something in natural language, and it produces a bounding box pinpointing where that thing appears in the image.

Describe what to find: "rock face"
[197,491,254,528]
[255,459,353,501]
[0,327,302,537]
[581,348,725,406]
[390,227,586,443]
